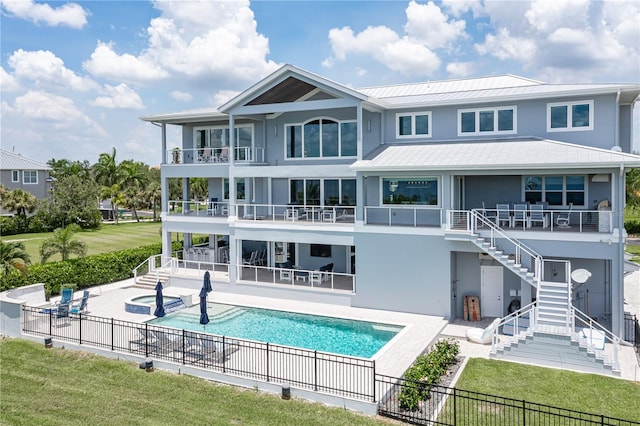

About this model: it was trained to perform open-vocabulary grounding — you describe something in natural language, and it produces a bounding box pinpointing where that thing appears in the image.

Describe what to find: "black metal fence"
[624,313,640,364]
[21,306,375,401]
[376,374,640,425]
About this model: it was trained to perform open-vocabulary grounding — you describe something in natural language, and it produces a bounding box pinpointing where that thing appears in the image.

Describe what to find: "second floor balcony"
[167,147,265,165]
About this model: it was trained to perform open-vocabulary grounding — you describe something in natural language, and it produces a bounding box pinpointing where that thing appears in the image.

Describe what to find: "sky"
[1,0,639,166]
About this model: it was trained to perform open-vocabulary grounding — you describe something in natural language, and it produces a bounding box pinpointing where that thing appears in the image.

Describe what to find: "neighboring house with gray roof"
[0,149,53,215]
[141,65,640,375]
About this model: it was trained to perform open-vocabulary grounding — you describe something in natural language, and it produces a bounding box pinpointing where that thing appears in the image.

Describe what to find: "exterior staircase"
[135,270,171,288]
[446,209,622,375]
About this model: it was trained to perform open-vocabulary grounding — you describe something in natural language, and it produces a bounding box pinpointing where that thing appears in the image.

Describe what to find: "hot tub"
[125,294,186,315]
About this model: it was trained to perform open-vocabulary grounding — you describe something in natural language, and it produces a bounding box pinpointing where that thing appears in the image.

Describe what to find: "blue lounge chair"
[70,290,89,314]
[56,287,73,307]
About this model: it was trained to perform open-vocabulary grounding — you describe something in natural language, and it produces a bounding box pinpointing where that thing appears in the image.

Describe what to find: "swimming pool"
[147,303,403,358]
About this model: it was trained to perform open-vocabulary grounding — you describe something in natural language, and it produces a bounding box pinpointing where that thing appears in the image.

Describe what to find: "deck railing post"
[314,350,318,391]
[265,342,269,381]
[111,318,114,351]
[144,323,149,358]
[522,399,526,425]
[453,387,457,425]
[49,308,53,336]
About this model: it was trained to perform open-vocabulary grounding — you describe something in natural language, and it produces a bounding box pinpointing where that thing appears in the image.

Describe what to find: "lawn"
[452,358,640,422]
[0,338,390,426]
[3,222,162,264]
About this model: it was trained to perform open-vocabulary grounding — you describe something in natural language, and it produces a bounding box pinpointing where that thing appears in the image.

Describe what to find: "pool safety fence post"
[265,342,269,381]
[181,329,186,365]
[48,308,53,337]
[79,314,82,344]
[144,323,149,358]
[313,351,318,391]
[110,318,114,351]
[372,361,376,402]
[453,387,457,425]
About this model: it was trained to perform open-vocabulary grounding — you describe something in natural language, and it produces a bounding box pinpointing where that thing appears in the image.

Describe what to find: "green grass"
[626,244,640,263]
[452,358,640,422]
[3,222,162,264]
[0,338,390,426]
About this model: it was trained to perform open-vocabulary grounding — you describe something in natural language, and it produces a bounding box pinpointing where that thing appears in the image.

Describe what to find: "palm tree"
[1,188,37,217]
[40,224,87,263]
[144,181,162,221]
[627,169,640,210]
[0,240,31,276]
[94,148,122,222]
[120,161,149,222]
[100,184,125,225]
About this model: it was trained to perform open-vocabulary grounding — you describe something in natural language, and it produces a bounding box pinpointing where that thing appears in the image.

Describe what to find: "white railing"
[133,255,176,285]
[167,200,229,217]
[477,208,612,233]
[235,204,355,224]
[236,264,356,293]
[491,301,538,352]
[166,147,264,164]
[571,307,624,371]
[364,206,443,227]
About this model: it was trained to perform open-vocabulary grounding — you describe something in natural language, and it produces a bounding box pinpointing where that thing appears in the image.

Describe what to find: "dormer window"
[396,112,431,138]
[285,118,357,159]
[458,106,516,136]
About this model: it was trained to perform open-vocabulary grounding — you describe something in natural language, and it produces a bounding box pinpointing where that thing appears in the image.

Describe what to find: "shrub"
[0,241,183,295]
[625,220,640,235]
[398,339,459,411]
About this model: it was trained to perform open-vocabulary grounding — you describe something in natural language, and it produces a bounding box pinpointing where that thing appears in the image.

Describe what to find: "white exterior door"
[481,266,503,318]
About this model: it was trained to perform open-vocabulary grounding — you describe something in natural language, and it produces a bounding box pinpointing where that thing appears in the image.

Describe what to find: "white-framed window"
[289,178,356,206]
[11,170,19,182]
[23,170,37,184]
[523,175,586,207]
[396,111,432,138]
[285,117,357,159]
[223,178,245,201]
[381,177,440,207]
[547,100,593,132]
[458,106,517,136]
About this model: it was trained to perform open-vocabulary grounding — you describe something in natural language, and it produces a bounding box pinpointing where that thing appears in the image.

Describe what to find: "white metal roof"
[0,149,51,171]
[351,139,640,172]
[140,108,226,123]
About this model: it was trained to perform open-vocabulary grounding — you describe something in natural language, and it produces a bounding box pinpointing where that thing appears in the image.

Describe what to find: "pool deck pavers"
[51,269,640,382]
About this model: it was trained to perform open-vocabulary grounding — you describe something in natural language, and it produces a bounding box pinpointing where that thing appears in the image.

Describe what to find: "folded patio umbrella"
[154,281,165,317]
[203,270,212,294]
[199,286,209,325]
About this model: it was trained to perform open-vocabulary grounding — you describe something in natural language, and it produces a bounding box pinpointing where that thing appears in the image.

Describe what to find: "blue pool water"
[147,303,403,358]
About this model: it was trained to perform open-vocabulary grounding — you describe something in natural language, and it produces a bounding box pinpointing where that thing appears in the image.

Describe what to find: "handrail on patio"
[167,199,229,217]
[166,147,264,164]
[235,203,356,224]
[363,205,443,227]
[236,263,356,294]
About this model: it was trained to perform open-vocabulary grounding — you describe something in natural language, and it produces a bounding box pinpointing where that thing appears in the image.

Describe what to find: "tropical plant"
[0,240,31,276]
[1,188,37,217]
[120,161,149,222]
[144,181,162,221]
[39,224,87,263]
[627,169,640,209]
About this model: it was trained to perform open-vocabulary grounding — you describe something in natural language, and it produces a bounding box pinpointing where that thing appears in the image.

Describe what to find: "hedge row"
[1,242,179,298]
[625,220,640,235]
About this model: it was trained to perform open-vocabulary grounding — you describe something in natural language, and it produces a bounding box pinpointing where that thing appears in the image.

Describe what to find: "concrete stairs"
[135,271,171,288]
[492,330,619,376]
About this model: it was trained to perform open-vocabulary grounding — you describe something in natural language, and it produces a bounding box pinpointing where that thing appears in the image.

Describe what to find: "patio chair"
[53,303,70,327]
[309,271,322,286]
[480,201,497,224]
[243,251,258,266]
[70,290,89,315]
[129,328,157,351]
[529,204,547,228]
[512,204,528,229]
[466,318,501,345]
[496,204,512,228]
[151,330,182,354]
[556,203,573,228]
[56,287,73,307]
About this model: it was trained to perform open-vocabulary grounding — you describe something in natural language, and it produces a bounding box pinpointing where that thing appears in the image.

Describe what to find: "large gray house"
[141,65,640,374]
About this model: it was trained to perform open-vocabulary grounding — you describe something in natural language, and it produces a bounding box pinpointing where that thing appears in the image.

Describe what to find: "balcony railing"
[364,206,443,227]
[235,204,355,224]
[469,208,613,233]
[167,200,229,217]
[167,147,264,164]
[236,264,356,293]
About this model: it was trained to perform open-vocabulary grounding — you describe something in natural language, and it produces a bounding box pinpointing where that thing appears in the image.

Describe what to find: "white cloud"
[8,49,98,92]
[441,0,484,18]
[91,84,144,110]
[83,42,169,83]
[404,1,467,49]
[0,66,19,92]
[83,0,279,85]
[170,91,192,102]
[211,90,240,108]
[11,90,107,136]
[0,0,88,29]
[446,61,475,77]
[474,28,536,62]
[524,0,589,33]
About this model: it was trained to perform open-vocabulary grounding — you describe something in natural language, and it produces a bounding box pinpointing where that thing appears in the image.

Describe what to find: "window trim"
[395,111,432,139]
[457,106,517,136]
[522,175,587,208]
[284,117,358,160]
[379,176,441,208]
[222,178,245,201]
[546,100,594,132]
[288,178,356,207]
[22,170,38,185]
[11,170,19,182]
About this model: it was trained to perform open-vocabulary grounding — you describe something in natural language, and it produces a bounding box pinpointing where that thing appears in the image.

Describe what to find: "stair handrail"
[571,307,629,371]
[491,301,538,353]
[133,255,156,285]
[471,209,543,283]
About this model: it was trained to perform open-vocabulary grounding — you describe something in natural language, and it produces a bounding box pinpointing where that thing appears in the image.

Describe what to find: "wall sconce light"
[367,120,371,133]
[274,125,278,137]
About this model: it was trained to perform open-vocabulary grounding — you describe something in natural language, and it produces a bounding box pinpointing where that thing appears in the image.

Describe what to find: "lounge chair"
[56,287,73,307]
[556,203,573,228]
[129,328,157,351]
[151,330,182,354]
[53,303,70,327]
[512,204,528,229]
[496,204,511,227]
[529,204,547,228]
[466,318,501,345]
[70,290,89,314]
